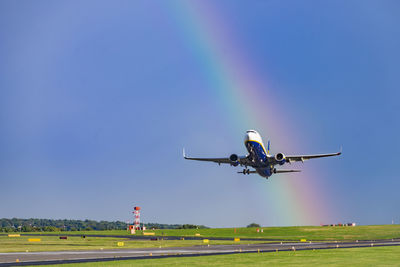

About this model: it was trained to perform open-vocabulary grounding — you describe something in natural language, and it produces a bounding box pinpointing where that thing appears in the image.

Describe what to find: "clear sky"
[1,0,399,227]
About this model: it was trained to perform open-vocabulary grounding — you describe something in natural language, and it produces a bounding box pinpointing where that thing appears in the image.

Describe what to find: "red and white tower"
[133,207,141,230]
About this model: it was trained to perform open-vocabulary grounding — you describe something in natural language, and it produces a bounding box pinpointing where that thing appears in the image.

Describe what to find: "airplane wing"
[183,149,251,166]
[184,155,232,164]
[285,149,342,163]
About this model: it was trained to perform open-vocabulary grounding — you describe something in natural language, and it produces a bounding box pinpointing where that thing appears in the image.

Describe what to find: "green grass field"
[46,246,400,267]
[2,224,399,253]
[3,225,400,266]
[146,225,400,240]
[14,224,400,241]
[0,235,264,253]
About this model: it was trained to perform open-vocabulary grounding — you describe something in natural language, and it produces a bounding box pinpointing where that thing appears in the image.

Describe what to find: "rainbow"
[167,1,334,226]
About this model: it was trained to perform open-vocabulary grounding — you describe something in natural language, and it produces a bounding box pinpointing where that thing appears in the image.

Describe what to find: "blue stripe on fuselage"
[245,140,273,178]
[245,140,267,165]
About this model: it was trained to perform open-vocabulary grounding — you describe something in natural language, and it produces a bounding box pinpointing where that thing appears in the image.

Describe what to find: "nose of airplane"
[244,130,258,143]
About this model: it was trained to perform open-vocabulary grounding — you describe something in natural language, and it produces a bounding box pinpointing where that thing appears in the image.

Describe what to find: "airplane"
[183,130,341,179]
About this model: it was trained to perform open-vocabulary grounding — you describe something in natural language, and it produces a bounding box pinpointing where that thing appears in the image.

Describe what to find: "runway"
[1,239,400,266]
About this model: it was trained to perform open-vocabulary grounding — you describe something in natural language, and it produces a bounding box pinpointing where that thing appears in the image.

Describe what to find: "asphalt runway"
[1,239,400,266]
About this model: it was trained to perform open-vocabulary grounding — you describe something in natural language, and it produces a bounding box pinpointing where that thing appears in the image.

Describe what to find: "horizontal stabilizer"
[274,169,301,174]
[237,170,257,174]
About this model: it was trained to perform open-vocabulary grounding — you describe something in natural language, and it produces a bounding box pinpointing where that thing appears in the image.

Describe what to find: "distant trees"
[43,226,59,232]
[177,224,207,229]
[247,223,261,228]
[144,223,182,230]
[0,218,127,232]
[0,218,209,232]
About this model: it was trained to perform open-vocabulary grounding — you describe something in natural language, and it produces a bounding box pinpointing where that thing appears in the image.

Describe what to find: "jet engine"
[229,154,239,166]
[275,153,286,165]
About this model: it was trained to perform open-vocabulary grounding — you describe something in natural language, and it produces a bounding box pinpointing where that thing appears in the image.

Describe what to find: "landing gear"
[237,166,253,175]
[241,168,250,175]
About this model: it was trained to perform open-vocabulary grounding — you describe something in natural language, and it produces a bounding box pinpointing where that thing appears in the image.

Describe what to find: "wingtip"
[182,148,187,159]
[338,145,343,155]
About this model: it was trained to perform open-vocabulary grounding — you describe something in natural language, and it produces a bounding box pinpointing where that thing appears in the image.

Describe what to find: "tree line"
[0,218,207,232]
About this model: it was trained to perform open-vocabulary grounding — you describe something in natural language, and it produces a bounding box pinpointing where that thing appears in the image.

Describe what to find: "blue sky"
[1,0,399,227]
